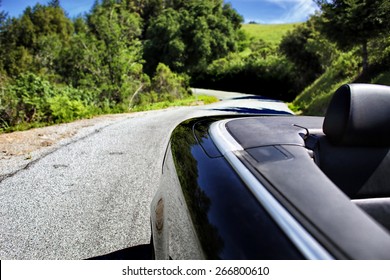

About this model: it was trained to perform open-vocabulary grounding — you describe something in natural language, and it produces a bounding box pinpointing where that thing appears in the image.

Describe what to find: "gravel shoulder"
[0,112,146,181]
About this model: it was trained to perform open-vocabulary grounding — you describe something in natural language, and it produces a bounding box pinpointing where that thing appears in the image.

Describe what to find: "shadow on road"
[88,244,153,260]
[231,96,283,102]
[209,107,292,115]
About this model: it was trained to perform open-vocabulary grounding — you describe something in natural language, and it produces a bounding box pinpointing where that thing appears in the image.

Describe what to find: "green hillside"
[241,23,301,45]
[291,68,390,116]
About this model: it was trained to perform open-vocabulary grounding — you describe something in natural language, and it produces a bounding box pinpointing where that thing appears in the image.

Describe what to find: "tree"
[0,3,74,77]
[48,0,61,8]
[0,0,6,26]
[315,0,390,73]
[82,1,144,103]
[143,8,185,73]
[279,20,327,88]
[0,0,9,73]
[143,0,243,74]
[151,63,189,99]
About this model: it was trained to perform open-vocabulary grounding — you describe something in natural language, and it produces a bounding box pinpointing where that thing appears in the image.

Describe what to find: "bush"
[193,53,298,101]
[152,63,191,99]
[48,87,97,123]
[0,73,103,131]
[131,63,191,107]
[6,73,55,125]
[0,75,13,130]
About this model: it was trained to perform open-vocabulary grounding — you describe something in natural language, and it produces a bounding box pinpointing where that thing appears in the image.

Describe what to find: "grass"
[0,95,219,133]
[130,94,219,112]
[371,71,390,86]
[290,50,363,116]
[291,58,390,116]
[290,71,356,116]
[241,23,301,45]
[292,70,390,116]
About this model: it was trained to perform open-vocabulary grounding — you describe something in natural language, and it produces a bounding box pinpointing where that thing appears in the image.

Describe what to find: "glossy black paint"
[153,117,304,259]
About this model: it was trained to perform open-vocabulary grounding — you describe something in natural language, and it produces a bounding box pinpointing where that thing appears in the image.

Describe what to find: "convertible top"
[213,84,390,259]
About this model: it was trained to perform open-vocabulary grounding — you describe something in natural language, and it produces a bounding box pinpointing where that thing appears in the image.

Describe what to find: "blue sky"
[1,0,318,24]
[230,0,318,23]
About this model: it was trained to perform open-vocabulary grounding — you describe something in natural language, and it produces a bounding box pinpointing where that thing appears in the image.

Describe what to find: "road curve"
[0,90,292,259]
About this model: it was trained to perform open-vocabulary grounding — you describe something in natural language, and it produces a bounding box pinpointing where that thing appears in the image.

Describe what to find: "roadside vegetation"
[131,94,218,112]
[1,0,233,132]
[241,23,299,46]
[1,0,390,133]
[290,0,390,115]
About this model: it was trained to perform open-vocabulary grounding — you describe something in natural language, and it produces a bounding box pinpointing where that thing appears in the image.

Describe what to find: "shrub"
[7,73,55,124]
[48,86,96,123]
[152,63,191,99]
[193,53,298,101]
[131,63,191,107]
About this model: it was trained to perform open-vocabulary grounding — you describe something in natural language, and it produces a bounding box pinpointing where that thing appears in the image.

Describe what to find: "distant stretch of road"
[0,89,292,259]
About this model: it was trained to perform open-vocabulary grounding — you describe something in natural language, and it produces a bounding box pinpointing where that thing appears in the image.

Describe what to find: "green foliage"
[152,63,190,99]
[2,0,390,130]
[48,0,60,8]
[194,95,219,105]
[279,19,329,89]
[0,75,13,130]
[9,73,55,123]
[144,0,243,74]
[241,23,299,46]
[371,71,390,86]
[0,73,100,131]
[289,1,390,116]
[131,94,218,112]
[291,51,360,115]
[48,89,95,123]
[0,0,198,133]
[0,2,8,73]
[369,35,390,67]
[86,1,144,102]
[132,63,191,107]
[143,8,185,72]
[194,50,298,101]
[315,0,390,47]
[53,1,147,110]
[314,0,390,71]
[0,3,73,77]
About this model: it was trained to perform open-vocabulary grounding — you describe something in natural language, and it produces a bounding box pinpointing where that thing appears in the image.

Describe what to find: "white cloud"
[266,0,317,23]
[235,0,318,23]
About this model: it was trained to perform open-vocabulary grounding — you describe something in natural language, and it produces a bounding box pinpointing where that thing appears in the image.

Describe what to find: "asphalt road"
[0,89,292,260]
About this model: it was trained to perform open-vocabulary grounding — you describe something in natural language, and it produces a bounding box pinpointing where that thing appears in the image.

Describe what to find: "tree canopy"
[314,0,390,71]
[279,20,324,88]
[143,0,243,74]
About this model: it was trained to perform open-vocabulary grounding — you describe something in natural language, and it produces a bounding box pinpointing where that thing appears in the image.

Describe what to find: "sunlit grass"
[372,71,390,86]
[130,94,219,112]
[241,23,300,45]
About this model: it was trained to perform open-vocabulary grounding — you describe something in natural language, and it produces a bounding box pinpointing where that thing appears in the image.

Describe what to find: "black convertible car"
[150,83,390,260]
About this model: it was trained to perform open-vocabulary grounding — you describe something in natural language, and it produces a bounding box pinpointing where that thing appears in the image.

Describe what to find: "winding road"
[0,89,292,259]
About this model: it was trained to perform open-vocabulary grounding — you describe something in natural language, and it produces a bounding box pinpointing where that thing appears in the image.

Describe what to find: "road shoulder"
[0,113,136,181]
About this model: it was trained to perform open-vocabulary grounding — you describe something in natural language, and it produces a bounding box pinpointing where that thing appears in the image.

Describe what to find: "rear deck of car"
[209,84,390,259]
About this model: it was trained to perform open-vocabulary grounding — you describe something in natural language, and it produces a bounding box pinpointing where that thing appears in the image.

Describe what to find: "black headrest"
[323,84,390,146]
